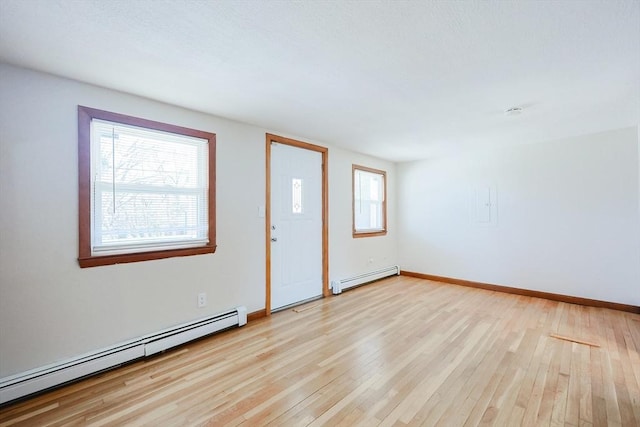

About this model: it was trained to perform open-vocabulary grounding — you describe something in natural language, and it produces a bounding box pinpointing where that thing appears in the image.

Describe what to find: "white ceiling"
[0,0,638,161]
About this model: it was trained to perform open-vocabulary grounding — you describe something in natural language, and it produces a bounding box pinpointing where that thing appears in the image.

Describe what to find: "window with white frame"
[78,106,216,267]
[353,165,387,237]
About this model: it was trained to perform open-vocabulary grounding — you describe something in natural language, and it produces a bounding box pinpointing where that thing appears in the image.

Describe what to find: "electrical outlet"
[368,258,374,264]
[197,292,207,308]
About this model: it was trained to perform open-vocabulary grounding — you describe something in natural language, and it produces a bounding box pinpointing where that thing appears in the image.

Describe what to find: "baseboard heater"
[331,265,400,294]
[0,306,247,405]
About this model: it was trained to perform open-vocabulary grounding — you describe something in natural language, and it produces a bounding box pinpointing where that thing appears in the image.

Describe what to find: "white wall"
[0,63,396,378]
[398,127,640,306]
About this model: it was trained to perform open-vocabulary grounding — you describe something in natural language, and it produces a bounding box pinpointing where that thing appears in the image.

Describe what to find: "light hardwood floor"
[1,276,639,426]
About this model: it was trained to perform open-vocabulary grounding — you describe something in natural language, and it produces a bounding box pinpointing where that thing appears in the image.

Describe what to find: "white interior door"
[270,142,323,310]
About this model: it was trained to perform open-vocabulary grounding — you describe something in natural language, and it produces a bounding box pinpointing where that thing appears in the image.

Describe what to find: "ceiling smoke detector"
[504,107,523,116]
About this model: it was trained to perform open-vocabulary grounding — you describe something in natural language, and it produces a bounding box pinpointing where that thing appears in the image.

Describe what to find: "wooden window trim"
[352,164,387,238]
[78,106,216,268]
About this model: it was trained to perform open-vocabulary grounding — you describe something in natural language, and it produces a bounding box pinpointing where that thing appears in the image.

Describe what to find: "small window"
[78,106,216,267]
[353,165,387,237]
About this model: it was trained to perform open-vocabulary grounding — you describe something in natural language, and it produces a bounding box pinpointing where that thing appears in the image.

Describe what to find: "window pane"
[91,119,208,254]
[370,178,379,201]
[98,190,205,245]
[94,120,203,189]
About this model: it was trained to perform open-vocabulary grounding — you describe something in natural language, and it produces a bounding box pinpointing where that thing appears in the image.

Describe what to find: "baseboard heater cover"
[0,306,247,405]
[331,265,400,294]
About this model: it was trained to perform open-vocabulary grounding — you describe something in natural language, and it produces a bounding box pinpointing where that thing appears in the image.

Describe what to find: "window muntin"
[78,106,216,267]
[353,165,387,237]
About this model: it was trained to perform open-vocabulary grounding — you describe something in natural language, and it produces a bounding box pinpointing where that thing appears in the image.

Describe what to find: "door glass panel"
[292,178,303,214]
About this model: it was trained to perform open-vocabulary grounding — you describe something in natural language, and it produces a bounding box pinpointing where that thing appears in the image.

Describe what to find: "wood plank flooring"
[1,276,639,426]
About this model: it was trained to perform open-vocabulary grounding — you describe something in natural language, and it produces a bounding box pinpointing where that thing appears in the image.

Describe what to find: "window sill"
[352,230,387,238]
[78,245,216,268]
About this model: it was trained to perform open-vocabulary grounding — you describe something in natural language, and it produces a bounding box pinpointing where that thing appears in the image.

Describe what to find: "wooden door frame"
[265,133,329,315]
